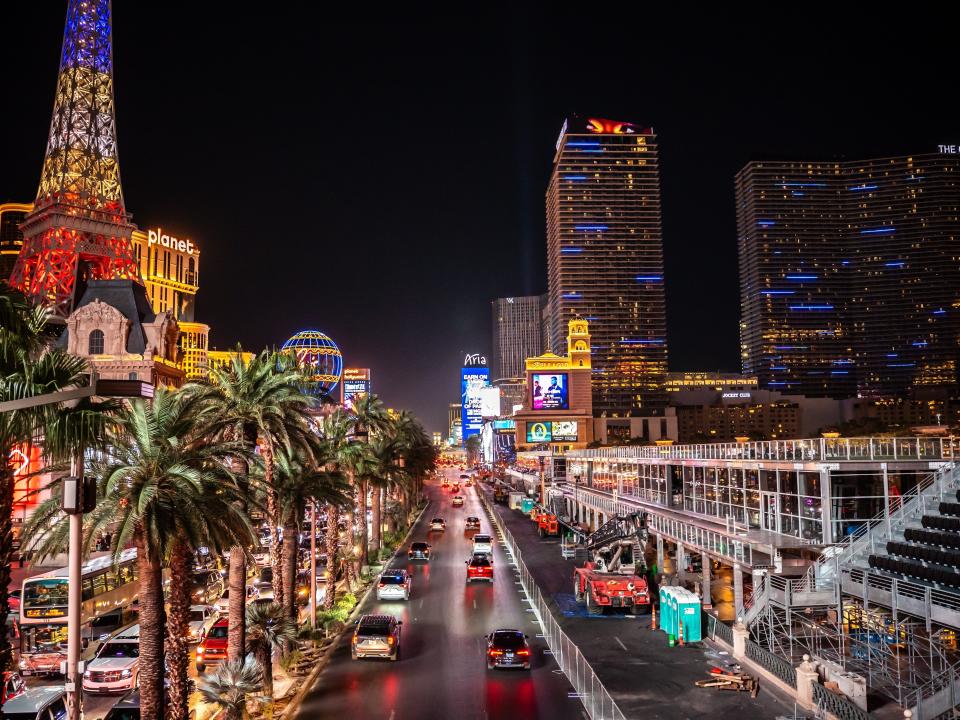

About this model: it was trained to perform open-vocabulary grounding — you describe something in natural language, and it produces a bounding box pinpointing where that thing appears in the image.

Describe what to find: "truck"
[572,512,651,616]
[493,485,509,504]
[536,510,559,538]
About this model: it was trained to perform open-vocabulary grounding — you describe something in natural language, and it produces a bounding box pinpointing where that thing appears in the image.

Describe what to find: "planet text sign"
[147,227,195,255]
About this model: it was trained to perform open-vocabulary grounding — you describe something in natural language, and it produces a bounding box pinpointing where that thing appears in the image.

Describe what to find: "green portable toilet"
[658,586,670,632]
[521,498,535,514]
[676,588,702,642]
[662,586,678,635]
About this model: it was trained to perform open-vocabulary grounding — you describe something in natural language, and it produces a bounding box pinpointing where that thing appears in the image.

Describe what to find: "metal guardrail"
[811,680,870,720]
[703,611,733,646]
[479,490,626,720]
[904,661,960,720]
[745,638,798,687]
[568,436,960,463]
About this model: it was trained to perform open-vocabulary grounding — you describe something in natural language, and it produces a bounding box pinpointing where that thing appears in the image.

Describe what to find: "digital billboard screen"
[526,421,552,443]
[461,367,490,440]
[552,420,578,442]
[341,368,371,410]
[531,373,569,411]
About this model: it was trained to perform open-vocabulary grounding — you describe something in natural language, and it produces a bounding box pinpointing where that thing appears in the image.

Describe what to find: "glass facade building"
[491,295,544,380]
[737,154,960,398]
[546,117,668,415]
[0,203,31,281]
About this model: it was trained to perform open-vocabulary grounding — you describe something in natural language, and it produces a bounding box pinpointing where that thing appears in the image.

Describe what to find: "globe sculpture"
[280,330,343,397]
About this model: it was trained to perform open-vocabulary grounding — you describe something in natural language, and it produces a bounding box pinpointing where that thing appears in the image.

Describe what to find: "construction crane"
[573,512,651,615]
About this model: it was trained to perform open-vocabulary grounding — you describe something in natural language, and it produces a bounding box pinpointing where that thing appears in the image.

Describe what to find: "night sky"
[3,6,957,434]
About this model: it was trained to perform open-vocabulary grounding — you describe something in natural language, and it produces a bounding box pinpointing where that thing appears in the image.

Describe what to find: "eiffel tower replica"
[9,0,140,318]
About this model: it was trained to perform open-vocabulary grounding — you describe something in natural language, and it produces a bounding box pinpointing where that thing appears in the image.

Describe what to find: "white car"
[472,534,493,556]
[82,625,140,694]
[187,605,219,643]
[452,496,464,507]
[376,569,411,601]
[430,518,446,532]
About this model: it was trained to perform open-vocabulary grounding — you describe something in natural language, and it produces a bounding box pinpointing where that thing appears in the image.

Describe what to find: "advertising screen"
[526,421,552,443]
[551,420,578,442]
[461,367,490,440]
[531,373,569,410]
[341,368,371,410]
[480,386,501,418]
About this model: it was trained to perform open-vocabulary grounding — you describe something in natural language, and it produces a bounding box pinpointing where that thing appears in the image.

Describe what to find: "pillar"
[701,552,712,607]
[795,654,818,708]
[732,621,748,660]
[733,562,744,618]
[656,535,664,575]
[677,542,686,575]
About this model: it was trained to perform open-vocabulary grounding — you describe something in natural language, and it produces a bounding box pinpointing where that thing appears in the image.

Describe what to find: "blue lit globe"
[281,330,343,397]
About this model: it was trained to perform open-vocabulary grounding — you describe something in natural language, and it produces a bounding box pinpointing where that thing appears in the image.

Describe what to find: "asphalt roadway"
[484,483,797,720]
[295,470,586,720]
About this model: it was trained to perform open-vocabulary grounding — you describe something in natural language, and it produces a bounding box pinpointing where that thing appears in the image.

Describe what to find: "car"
[472,534,493,556]
[376,569,411,601]
[459,474,469,480]
[1,686,67,720]
[7,590,21,615]
[450,483,460,493]
[407,542,431,561]
[351,615,402,661]
[429,518,446,532]
[83,625,140,694]
[466,554,493,583]
[452,496,464,507]
[196,618,228,672]
[252,544,270,567]
[464,479,473,487]
[190,570,225,605]
[103,688,143,720]
[465,517,481,531]
[186,605,219,644]
[486,629,531,670]
[1,671,25,705]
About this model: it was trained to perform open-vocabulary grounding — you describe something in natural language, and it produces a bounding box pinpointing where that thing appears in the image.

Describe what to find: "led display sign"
[551,420,578,442]
[341,368,371,410]
[531,373,569,411]
[461,366,490,441]
[526,422,552,443]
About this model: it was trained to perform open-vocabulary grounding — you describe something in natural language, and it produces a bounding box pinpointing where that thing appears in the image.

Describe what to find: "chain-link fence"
[480,491,627,720]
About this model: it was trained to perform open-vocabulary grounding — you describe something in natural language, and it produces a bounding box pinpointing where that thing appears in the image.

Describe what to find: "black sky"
[3,6,959,434]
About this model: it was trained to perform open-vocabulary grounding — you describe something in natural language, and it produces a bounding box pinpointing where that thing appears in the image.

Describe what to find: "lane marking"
[389,711,395,720]
[614,636,628,652]
[419,599,423,609]
[473,599,477,610]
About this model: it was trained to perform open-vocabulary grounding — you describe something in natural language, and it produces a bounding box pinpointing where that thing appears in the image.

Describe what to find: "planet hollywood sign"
[148,227,195,255]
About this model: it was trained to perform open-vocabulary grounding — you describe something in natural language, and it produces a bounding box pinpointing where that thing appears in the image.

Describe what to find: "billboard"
[341,368,371,410]
[461,366,490,440]
[480,386,501,418]
[526,421,552,443]
[531,373,569,411]
[552,420,578,442]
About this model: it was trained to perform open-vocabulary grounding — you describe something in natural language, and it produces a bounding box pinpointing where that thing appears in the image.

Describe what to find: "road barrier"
[479,490,627,720]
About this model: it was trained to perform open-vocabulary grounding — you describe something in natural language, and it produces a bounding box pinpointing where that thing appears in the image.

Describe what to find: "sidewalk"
[482,487,796,720]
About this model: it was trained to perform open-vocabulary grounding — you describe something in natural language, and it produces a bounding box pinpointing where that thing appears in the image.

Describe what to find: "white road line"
[419,599,423,609]
[389,711,395,720]
[614,636,628,652]
[473,599,477,610]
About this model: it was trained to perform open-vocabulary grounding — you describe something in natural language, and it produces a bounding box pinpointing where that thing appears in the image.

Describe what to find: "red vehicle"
[195,618,228,672]
[466,554,493,583]
[536,511,559,538]
[573,512,651,615]
[573,564,649,615]
[1,671,25,704]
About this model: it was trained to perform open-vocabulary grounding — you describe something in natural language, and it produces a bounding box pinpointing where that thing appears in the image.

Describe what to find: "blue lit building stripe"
[761,290,795,295]
[861,227,896,235]
[785,275,818,280]
[575,225,608,231]
[757,220,776,227]
[848,184,878,191]
[621,339,665,344]
[564,175,587,181]
[635,275,663,282]
[560,247,583,254]
[789,305,834,311]
[885,261,905,268]
[566,141,600,147]
[780,182,827,188]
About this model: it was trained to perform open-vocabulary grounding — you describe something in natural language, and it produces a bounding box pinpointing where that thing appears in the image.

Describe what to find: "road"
[296,469,585,720]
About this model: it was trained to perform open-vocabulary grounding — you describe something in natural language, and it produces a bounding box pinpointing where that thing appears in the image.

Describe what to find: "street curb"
[279,498,431,720]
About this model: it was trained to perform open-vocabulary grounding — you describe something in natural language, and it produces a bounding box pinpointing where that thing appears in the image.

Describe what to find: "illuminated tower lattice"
[9,0,140,317]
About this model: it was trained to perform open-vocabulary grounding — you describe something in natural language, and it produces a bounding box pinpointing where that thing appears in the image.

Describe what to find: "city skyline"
[2,6,959,433]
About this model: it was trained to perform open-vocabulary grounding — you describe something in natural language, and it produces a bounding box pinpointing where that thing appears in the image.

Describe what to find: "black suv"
[351,615,402,661]
[407,542,431,561]
[486,629,531,670]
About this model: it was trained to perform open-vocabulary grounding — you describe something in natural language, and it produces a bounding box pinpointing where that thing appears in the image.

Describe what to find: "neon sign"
[586,118,636,134]
[148,227,195,255]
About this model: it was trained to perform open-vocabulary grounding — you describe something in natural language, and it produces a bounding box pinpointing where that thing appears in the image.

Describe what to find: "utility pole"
[66,454,84,720]
[310,500,317,631]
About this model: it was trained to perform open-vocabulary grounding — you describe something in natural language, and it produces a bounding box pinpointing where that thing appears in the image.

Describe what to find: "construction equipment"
[572,512,651,615]
[695,669,759,697]
[535,509,560,538]
[493,485,509,504]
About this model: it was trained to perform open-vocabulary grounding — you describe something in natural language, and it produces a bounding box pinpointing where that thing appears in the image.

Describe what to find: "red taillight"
[378,583,385,588]
[387,636,394,646]
[488,649,503,656]
[517,649,530,656]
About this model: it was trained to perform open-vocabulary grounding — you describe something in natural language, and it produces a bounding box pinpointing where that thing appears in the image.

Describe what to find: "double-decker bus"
[19,548,139,676]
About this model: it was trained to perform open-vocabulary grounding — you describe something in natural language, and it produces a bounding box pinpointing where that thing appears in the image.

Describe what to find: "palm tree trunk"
[257,645,273,699]
[165,538,192,720]
[262,436,285,610]
[282,513,298,622]
[136,529,166,719]
[227,544,247,663]
[322,504,338,610]
[358,479,369,566]
[0,461,14,671]
[370,486,381,561]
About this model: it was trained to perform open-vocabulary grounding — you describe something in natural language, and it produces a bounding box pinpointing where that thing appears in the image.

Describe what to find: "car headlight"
[84,670,91,678]
[19,660,27,670]
[121,669,132,678]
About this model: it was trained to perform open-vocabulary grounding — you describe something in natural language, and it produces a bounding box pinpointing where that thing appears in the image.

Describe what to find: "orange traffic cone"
[651,604,657,631]
[678,618,685,647]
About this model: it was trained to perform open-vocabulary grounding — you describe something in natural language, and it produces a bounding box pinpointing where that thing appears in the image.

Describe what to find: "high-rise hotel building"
[737,153,960,397]
[546,117,668,415]
[491,295,544,380]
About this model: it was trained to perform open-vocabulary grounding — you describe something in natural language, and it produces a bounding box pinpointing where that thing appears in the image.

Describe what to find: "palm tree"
[24,388,255,720]
[0,283,116,670]
[346,393,390,563]
[186,349,316,661]
[365,435,401,559]
[198,656,261,720]
[273,447,349,622]
[245,601,297,700]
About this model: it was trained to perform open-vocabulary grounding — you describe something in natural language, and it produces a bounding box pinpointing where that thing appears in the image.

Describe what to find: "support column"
[701,552,712,608]
[733,562,744,619]
[677,542,686,575]
[795,654,818,709]
[656,535,664,575]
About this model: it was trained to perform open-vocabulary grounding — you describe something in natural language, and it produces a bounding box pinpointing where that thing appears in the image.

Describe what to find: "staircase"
[906,661,960,720]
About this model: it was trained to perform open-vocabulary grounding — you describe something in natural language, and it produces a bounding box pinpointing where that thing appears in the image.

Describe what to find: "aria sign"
[463,353,487,367]
[148,227,195,255]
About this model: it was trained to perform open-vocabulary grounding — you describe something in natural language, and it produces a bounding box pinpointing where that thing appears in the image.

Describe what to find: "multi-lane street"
[296,469,585,719]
